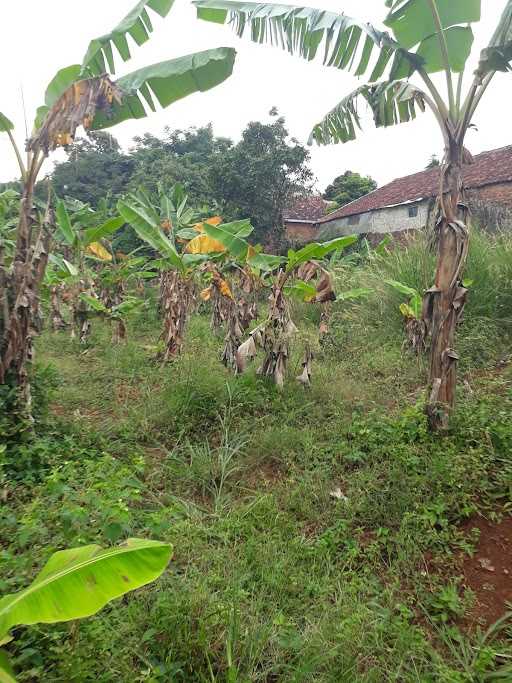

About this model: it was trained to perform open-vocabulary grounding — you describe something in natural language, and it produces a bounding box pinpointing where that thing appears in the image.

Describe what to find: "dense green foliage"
[51,113,313,248]
[323,171,377,211]
[2,229,512,681]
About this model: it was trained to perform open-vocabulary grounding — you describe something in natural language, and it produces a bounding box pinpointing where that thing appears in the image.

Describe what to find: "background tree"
[194,0,512,431]
[323,171,377,211]
[211,109,313,247]
[128,124,232,206]
[52,132,135,206]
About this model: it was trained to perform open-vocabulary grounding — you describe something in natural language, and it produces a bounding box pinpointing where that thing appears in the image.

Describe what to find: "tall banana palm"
[0,0,236,421]
[194,0,512,430]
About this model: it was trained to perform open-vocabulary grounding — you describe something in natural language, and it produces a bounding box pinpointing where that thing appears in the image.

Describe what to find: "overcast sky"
[1,0,510,192]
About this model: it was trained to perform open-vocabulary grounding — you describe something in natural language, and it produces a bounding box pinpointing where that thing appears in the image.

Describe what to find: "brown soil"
[459,514,512,628]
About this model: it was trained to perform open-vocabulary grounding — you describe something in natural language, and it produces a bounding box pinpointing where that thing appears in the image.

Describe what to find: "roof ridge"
[317,144,512,224]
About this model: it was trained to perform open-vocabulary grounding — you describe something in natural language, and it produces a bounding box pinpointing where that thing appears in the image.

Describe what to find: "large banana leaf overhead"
[81,0,176,76]
[194,0,479,77]
[23,0,235,154]
[192,0,512,146]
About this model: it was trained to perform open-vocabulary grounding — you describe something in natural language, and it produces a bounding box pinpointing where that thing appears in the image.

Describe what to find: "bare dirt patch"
[459,514,512,627]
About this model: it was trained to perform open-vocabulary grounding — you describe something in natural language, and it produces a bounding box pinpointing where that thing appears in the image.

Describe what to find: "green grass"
[2,233,512,681]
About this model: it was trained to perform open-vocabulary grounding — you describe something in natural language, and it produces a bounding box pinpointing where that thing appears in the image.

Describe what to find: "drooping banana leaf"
[0,539,172,638]
[81,0,176,77]
[477,0,512,75]
[194,0,478,77]
[310,80,426,145]
[91,47,236,130]
[117,198,183,270]
[193,1,424,81]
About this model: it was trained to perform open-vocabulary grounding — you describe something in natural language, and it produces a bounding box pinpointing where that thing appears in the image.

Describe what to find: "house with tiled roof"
[315,145,512,238]
[283,195,332,242]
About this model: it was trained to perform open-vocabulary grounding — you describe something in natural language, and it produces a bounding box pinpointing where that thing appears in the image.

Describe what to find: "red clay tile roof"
[284,195,330,222]
[317,145,512,224]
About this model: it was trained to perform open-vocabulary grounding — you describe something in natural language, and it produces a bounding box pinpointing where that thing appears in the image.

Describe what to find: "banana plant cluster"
[194,0,512,428]
[0,539,172,682]
[0,0,237,423]
[200,220,359,387]
[51,199,124,343]
[117,187,226,361]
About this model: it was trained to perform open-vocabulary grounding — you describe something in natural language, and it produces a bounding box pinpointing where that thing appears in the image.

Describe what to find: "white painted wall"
[320,200,430,236]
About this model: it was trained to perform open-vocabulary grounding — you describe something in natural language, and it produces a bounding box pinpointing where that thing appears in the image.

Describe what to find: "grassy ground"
[2,233,512,681]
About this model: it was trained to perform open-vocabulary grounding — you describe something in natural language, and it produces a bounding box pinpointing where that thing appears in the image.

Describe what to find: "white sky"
[0,0,510,192]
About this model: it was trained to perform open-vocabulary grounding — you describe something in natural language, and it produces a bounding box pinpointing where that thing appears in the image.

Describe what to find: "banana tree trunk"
[425,140,470,431]
[111,318,127,344]
[159,270,192,362]
[50,286,67,331]
[0,173,52,424]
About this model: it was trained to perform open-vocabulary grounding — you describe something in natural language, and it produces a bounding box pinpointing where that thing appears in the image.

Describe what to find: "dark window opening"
[408,205,419,218]
[348,214,360,225]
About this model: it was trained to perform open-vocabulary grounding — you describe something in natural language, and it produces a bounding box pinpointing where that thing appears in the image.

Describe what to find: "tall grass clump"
[327,228,512,369]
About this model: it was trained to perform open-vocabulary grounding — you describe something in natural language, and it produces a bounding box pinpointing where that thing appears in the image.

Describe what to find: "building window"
[408,205,419,218]
[348,214,360,226]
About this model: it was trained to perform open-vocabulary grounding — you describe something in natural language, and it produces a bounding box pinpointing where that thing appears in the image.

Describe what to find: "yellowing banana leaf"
[0,539,172,639]
[186,233,226,254]
[86,241,113,261]
[200,286,212,301]
[193,215,223,233]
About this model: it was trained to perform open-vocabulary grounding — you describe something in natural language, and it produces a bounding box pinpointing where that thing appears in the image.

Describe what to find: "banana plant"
[80,293,145,344]
[0,0,236,422]
[202,218,357,386]
[385,279,428,354]
[117,192,227,360]
[194,0,512,428]
[0,538,172,682]
[54,199,123,343]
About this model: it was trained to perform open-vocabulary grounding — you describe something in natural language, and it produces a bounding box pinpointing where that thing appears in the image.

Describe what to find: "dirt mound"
[460,514,512,627]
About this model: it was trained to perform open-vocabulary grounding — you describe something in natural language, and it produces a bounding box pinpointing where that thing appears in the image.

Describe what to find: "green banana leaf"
[477,0,512,75]
[118,198,183,271]
[91,48,236,130]
[310,80,426,145]
[0,539,172,638]
[81,0,176,76]
[0,651,16,683]
[194,0,479,77]
[0,114,14,133]
[385,279,418,298]
[286,236,358,272]
[384,0,480,50]
[194,1,421,81]
[83,216,125,247]
[55,200,77,247]
[80,294,109,314]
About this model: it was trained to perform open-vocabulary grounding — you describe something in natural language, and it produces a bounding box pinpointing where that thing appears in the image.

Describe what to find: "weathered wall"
[284,221,318,242]
[317,200,430,238]
[472,182,512,207]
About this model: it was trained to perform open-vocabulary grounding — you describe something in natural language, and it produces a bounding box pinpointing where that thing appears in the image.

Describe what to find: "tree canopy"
[323,171,377,211]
